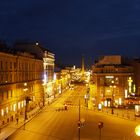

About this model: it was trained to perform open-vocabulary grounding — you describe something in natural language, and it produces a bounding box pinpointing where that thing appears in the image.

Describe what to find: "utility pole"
[110,81,116,114]
[111,87,114,114]
[98,122,104,140]
[23,83,28,130]
[78,99,81,140]
[24,97,28,130]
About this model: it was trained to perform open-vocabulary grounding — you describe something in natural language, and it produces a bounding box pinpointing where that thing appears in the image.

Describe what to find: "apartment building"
[0,45,44,125]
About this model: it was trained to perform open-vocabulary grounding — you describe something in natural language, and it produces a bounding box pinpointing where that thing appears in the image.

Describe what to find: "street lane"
[7,84,140,140]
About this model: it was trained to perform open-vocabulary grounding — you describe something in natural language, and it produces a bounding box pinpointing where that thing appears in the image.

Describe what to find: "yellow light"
[21,101,24,108]
[98,103,102,110]
[24,83,27,86]
[104,101,107,107]
[13,104,16,111]
[118,98,122,105]
[108,101,111,107]
[54,73,56,80]
[23,88,28,91]
[1,109,4,116]
[6,107,8,114]
[36,42,39,45]
[135,125,140,136]
[107,90,110,92]
[18,102,20,109]
[128,77,133,93]
[125,89,128,98]
[24,100,26,106]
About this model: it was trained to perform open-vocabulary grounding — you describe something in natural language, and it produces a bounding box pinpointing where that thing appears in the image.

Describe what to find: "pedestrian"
[16,117,19,124]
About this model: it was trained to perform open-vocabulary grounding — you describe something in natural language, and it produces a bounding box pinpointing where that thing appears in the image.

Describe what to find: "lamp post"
[42,82,46,107]
[78,99,81,140]
[0,120,2,133]
[23,83,28,129]
[98,122,104,140]
[110,81,116,114]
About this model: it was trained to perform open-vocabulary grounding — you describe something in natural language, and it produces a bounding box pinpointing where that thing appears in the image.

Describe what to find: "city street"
[7,84,140,140]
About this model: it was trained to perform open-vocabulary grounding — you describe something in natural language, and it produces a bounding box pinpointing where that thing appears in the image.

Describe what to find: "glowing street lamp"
[135,125,140,137]
[23,83,28,129]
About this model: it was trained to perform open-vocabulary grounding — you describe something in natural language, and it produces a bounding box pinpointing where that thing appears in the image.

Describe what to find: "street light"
[135,125,140,137]
[110,81,116,114]
[23,83,28,129]
[84,94,88,107]
[42,81,46,106]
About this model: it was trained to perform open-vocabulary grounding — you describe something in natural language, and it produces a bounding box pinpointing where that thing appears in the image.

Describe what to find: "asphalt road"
[7,84,140,140]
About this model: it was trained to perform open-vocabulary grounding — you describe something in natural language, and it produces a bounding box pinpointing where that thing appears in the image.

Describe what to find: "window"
[100,77,104,85]
[6,91,8,99]
[8,90,12,98]
[2,92,4,100]
[10,62,12,69]
[5,62,8,69]
[14,62,16,69]
[0,61,2,69]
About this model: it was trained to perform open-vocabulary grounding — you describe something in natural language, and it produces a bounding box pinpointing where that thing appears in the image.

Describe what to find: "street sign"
[98,122,104,129]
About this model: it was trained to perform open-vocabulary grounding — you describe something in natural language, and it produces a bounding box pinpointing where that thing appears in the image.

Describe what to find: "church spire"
[81,55,85,75]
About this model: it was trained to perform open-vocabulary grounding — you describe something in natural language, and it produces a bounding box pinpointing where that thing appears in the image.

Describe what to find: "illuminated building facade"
[92,55,134,107]
[128,58,140,95]
[0,48,43,125]
[43,51,55,82]
[43,50,55,98]
[14,41,55,99]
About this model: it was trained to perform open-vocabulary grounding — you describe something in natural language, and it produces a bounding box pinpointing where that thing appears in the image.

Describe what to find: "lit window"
[6,107,8,114]
[13,104,16,111]
[1,109,4,116]
[18,102,20,109]
[21,101,24,108]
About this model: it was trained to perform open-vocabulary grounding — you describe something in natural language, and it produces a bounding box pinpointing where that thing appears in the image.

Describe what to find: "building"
[128,58,140,95]
[0,46,44,125]
[92,55,134,107]
[13,41,55,100]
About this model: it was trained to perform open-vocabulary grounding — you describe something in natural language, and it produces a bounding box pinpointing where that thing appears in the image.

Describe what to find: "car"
[64,100,72,105]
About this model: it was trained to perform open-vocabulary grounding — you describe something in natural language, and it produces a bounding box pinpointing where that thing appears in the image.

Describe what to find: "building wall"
[13,41,55,101]
[129,59,140,95]
[97,55,122,65]
[0,51,44,125]
[43,51,55,82]
[92,58,134,106]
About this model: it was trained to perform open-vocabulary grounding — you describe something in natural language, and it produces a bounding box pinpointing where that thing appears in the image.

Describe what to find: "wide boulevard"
[7,84,140,140]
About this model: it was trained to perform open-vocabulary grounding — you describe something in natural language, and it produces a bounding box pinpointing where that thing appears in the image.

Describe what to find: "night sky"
[0,0,140,68]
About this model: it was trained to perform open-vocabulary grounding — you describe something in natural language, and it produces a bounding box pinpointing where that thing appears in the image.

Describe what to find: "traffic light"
[98,122,104,129]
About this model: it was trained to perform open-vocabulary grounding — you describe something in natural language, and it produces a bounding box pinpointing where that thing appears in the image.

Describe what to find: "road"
[7,84,140,140]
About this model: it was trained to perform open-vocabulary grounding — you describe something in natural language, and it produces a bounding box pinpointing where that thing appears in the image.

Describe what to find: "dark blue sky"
[0,0,140,67]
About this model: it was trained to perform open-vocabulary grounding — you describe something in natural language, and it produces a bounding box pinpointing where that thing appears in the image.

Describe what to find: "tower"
[81,55,85,75]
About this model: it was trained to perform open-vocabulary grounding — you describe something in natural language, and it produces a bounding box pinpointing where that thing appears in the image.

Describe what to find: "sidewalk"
[0,106,41,140]
[0,117,24,140]
[0,92,64,140]
[0,87,69,140]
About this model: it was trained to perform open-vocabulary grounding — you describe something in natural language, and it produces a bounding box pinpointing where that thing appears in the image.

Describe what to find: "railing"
[93,107,140,122]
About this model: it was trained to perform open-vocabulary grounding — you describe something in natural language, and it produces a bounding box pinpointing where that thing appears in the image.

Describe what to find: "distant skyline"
[0,0,140,68]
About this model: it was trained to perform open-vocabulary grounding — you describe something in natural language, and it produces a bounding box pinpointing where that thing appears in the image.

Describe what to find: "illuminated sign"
[105,76,114,78]
[125,89,128,98]
[128,77,133,93]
